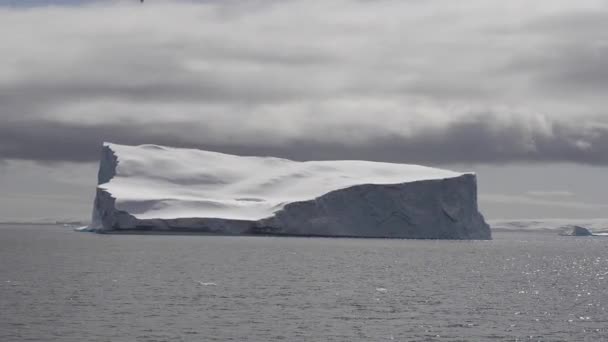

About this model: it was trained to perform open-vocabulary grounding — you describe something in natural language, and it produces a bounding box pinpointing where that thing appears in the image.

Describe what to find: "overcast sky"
[1,0,607,222]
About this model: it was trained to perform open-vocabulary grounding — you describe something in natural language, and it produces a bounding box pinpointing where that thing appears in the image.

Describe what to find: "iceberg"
[490,219,608,234]
[86,143,491,239]
[558,225,593,236]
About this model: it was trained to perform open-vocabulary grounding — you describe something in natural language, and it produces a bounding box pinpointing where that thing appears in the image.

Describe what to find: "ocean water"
[1,225,607,341]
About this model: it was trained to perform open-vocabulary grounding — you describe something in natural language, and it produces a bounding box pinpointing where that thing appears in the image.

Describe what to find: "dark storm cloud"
[2,114,607,165]
[1,1,608,165]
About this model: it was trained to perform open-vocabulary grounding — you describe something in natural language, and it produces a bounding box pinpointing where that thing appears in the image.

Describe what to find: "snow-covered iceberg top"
[100,142,467,221]
[89,142,491,239]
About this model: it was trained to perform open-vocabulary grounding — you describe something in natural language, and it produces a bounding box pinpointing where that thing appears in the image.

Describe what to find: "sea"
[1,224,607,342]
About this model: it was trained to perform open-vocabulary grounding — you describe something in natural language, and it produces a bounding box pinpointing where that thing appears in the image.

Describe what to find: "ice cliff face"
[87,143,491,240]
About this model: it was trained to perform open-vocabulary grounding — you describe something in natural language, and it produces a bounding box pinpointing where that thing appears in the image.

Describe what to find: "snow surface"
[88,143,491,239]
[100,143,465,221]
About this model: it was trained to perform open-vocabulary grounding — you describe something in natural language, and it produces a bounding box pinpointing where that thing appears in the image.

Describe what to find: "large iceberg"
[86,143,491,239]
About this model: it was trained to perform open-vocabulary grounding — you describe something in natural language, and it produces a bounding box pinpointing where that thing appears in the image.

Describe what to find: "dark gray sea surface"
[1,225,607,342]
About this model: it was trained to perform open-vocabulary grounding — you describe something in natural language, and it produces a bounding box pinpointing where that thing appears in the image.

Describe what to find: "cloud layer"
[1,0,608,164]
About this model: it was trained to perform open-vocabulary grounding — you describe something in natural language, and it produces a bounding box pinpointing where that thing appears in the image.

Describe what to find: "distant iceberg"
[558,225,593,236]
[85,143,491,240]
[490,219,608,234]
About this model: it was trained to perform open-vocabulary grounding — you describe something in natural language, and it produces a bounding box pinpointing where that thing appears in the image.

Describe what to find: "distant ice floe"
[197,282,217,286]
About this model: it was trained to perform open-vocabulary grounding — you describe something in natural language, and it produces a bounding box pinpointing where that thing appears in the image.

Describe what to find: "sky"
[1,0,607,222]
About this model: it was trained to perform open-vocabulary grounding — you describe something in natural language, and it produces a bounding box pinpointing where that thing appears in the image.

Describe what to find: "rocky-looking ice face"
[87,142,491,240]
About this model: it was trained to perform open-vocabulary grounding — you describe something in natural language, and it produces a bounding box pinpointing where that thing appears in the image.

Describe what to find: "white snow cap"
[100,142,470,221]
